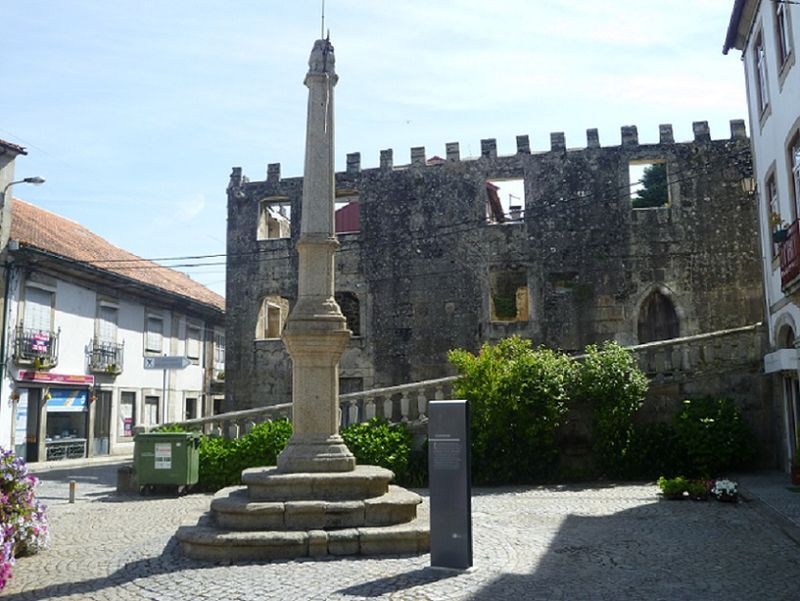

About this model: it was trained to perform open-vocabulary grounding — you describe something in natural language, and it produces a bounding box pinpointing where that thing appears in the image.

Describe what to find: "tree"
[632,162,668,208]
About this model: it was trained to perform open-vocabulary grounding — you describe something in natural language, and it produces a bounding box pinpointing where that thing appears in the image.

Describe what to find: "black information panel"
[428,400,472,570]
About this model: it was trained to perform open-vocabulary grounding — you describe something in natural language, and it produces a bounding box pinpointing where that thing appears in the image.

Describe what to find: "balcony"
[781,219,800,292]
[87,339,124,375]
[13,326,60,369]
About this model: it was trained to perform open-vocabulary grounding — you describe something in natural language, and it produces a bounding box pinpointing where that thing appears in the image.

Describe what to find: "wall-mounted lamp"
[740,177,756,194]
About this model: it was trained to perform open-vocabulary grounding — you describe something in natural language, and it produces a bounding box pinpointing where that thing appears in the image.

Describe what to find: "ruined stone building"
[225,121,764,412]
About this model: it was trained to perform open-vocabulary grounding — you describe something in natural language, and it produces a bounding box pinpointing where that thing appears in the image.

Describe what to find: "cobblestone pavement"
[5,465,800,600]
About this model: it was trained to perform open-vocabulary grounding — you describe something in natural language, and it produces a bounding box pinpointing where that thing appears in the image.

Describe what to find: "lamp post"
[1,176,45,208]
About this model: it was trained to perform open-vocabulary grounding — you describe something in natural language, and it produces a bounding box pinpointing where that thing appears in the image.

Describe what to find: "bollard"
[69,480,76,503]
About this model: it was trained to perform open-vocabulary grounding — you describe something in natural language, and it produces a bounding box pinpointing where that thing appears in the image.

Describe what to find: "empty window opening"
[486,179,525,223]
[257,197,291,240]
[637,291,679,343]
[489,269,529,322]
[630,161,668,208]
[548,272,578,294]
[335,291,360,336]
[335,190,360,234]
[256,295,289,339]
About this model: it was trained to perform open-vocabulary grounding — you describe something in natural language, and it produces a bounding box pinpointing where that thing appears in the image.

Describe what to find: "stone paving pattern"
[5,461,800,600]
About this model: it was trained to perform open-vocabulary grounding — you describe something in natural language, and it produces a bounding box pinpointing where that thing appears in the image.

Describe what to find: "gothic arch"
[635,285,684,344]
[775,312,797,349]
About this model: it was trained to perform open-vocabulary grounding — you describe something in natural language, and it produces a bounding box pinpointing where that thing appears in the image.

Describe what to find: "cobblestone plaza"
[5,460,800,600]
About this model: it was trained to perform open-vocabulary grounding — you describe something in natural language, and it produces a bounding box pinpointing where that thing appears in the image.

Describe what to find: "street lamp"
[2,177,45,207]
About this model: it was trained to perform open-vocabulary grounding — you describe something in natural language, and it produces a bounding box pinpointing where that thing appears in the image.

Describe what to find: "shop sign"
[46,389,88,413]
[17,371,95,385]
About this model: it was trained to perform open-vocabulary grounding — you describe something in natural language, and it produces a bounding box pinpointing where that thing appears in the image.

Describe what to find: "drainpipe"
[0,258,12,388]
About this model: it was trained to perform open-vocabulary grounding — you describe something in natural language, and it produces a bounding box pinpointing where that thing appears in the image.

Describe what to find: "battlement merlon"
[244,120,749,184]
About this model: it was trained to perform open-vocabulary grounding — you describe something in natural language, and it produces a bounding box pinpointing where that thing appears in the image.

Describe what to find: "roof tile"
[10,199,224,311]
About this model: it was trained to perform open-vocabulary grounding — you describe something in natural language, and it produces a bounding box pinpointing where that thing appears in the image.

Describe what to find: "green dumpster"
[134,431,200,492]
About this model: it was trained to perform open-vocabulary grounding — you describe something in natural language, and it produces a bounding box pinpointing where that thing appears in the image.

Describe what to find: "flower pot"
[774,228,789,243]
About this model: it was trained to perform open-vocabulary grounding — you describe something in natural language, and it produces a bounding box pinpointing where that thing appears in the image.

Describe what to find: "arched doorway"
[637,290,680,343]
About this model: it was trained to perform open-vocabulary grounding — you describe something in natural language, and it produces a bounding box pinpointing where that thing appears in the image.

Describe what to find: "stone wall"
[225,121,765,413]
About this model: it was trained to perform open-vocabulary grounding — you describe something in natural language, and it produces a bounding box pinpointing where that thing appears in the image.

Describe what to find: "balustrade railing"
[149,323,762,439]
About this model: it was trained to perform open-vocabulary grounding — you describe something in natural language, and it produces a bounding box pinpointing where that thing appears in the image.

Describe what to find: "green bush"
[622,422,687,480]
[673,397,757,478]
[657,475,689,498]
[573,341,649,477]
[341,418,414,485]
[197,420,293,491]
[449,336,573,484]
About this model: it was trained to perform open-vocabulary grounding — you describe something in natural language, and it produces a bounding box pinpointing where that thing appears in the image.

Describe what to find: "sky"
[3,0,747,298]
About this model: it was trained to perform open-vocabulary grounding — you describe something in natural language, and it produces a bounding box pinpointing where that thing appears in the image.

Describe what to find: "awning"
[46,389,88,413]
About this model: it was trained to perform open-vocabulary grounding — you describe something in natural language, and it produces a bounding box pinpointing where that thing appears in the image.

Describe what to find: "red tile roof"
[10,199,225,312]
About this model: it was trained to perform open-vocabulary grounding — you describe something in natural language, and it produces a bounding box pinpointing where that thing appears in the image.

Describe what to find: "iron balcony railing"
[87,339,124,374]
[13,326,60,368]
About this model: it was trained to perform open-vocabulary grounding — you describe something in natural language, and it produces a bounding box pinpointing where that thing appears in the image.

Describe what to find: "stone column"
[277,38,355,473]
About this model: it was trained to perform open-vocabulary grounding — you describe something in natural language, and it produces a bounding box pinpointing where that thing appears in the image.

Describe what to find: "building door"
[25,388,41,463]
[93,390,112,455]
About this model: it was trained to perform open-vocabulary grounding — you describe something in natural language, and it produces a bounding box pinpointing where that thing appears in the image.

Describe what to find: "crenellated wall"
[225,121,766,428]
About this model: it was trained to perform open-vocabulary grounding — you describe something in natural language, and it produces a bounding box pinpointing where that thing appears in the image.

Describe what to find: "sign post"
[428,399,472,570]
[143,356,192,424]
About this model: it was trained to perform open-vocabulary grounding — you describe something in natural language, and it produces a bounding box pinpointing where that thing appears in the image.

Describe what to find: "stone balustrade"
[152,323,762,439]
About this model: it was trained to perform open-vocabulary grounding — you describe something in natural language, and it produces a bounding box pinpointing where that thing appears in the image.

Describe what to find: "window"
[792,135,800,215]
[776,1,793,66]
[755,32,770,114]
[144,395,160,425]
[767,175,782,258]
[630,161,668,208]
[213,329,225,372]
[637,291,679,343]
[256,296,289,339]
[185,397,197,420]
[145,314,163,353]
[119,391,136,438]
[96,303,118,342]
[335,191,360,234]
[486,179,525,223]
[257,197,291,240]
[23,286,53,333]
[489,268,529,322]
[335,291,360,336]
[186,323,202,362]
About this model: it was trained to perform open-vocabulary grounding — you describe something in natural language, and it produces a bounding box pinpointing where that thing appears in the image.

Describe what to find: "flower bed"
[0,448,49,591]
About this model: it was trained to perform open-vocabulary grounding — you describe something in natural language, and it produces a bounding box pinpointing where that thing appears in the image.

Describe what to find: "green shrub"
[341,418,414,485]
[622,422,687,480]
[573,341,649,477]
[657,475,689,498]
[673,397,757,478]
[197,420,293,491]
[449,336,573,484]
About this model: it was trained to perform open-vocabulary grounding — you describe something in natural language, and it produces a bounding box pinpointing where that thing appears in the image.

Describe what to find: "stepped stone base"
[176,464,430,561]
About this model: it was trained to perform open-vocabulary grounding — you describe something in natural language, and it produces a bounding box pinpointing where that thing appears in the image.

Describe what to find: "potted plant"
[769,211,790,243]
[657,475,689,500]
[711,479,738,503]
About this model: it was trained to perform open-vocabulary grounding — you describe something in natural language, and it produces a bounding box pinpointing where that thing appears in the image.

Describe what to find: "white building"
[0,198,225,462]
[725,0,800,470]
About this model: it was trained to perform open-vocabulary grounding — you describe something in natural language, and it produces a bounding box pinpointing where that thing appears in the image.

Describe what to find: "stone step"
[211,485,422,531]
[241,465,393,501]
[176,512,430,562]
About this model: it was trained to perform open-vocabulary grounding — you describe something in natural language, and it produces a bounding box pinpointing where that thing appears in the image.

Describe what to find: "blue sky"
[3,1,746,297]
